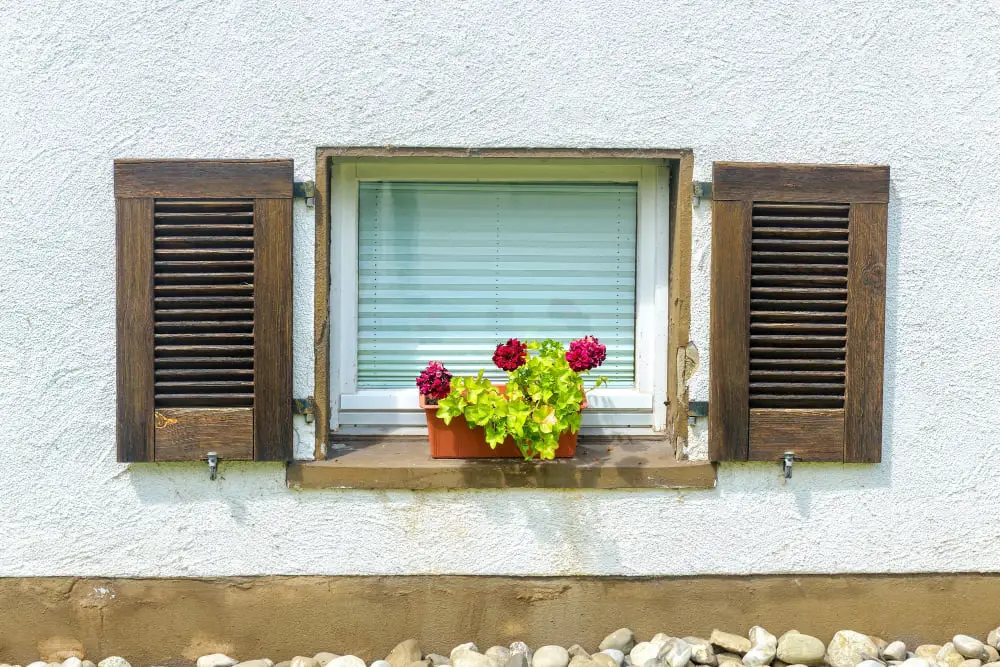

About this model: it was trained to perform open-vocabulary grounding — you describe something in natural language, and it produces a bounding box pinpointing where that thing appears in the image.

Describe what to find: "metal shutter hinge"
[687,400,708,425]
[692,181,712,207]
[293,396,315,424]
[293,180,316,208]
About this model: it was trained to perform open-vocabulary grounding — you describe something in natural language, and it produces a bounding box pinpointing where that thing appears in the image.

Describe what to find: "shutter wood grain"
[710,162,889,463]
[116,197,156,462]
[748,408,845,461]
[116,159,292,463]
[253,197,293,461]
[709,200,752,461]
[844,202,888,462]
[153,407,253,461]
[115,160,293,199]
[713,163,889,203]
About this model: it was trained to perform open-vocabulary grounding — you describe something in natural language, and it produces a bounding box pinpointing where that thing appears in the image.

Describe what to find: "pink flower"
[566,335,607,372]
[493,338,528,371]
[416,361,452,402]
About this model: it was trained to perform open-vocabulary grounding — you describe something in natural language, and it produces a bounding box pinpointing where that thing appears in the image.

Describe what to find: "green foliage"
[436,339,607,460]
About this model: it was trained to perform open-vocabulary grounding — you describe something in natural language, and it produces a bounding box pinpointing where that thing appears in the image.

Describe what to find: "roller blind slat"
[358,182,638,388]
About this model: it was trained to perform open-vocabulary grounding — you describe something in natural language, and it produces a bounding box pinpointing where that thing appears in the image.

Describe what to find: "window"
[330,159,670,434]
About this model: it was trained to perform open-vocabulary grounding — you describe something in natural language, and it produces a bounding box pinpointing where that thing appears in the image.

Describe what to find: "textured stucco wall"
[2,0,999,577]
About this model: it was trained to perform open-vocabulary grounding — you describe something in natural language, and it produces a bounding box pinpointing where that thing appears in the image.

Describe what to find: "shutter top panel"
[115,159,293,199]
[713,163,889,203]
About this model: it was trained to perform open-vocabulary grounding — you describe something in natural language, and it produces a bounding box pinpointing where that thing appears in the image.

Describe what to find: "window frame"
[327,157,671,435]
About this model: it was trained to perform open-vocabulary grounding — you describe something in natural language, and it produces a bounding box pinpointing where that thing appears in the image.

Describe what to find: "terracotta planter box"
[420,387,585,459]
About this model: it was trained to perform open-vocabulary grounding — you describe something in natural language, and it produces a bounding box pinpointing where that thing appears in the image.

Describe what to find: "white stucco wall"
[3,0,1000,577]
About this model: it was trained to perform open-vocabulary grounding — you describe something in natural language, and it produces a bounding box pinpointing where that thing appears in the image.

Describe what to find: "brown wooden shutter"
[709,163,889,463]
[115,159,293,463]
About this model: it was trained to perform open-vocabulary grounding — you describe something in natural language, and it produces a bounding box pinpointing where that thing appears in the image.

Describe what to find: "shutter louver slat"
[749,202,849,411]
[152,199,256,410]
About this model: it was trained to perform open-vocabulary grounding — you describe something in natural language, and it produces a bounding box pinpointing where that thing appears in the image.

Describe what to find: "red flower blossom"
[493,338,528,371]
[416,361,452,402]
[566,335,607,372]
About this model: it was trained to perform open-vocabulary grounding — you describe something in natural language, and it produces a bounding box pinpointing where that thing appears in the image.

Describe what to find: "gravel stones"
[452,652,494,667]
[198,657,239,667]
[369,661,390,667]
[452,647,480,663]
[882,643,908,662]
[825,631,880,667]
[683,638,715,666]
[236,661,274,667]
[97,660,131,667]
[328,657,366,667]
[776,632,826,666]
[987,648,1000,664]
[598,651,623,667]
[486,648,511,666]
[291,658,320,667]
[505,655,528,667]
[567,648,589,660]
[901,659,932,667]
[590,654,618,667]
[629,643,664,667]
[425,656,449,666]
[857,661,885,667]
[532,647,570,667]
[989,630,1000,651]
[939,644,967,667]
[387,641,422,667]
[710,631,751,655]
[955,637,990,662]
[915,647,943,661]
[743,628,777,667]
[662,639,692,667]
[600,631,636,654]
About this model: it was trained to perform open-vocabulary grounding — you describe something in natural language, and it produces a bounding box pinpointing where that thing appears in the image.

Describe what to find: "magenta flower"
[416,361,452,402]
[493,338,528,371]
[566,335,607,372]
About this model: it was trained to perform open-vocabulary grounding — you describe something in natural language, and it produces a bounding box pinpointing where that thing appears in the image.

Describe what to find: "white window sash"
[330,158,670,435]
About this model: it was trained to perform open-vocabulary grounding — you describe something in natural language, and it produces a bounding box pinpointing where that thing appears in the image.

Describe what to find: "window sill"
[286,435,716,490]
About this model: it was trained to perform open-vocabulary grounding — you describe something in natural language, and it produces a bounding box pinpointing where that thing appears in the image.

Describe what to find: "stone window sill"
[286,435,716,490]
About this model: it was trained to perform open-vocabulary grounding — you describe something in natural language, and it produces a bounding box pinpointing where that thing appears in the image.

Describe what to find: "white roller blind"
[357,182,638,388]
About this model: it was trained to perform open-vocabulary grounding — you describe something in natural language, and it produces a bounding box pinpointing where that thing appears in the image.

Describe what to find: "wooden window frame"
[311,147,696,461]
[709,162,890,463]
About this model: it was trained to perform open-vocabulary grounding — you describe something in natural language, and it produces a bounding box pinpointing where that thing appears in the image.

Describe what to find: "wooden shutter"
[115,160,293,463]
[709,163,889,463]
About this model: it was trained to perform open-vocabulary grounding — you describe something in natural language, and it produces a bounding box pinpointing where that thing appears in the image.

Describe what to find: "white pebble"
[600,652,624,666]
[198,657,238,667]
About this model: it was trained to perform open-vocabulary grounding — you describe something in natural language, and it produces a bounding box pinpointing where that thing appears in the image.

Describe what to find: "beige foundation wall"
[2,575,999,666]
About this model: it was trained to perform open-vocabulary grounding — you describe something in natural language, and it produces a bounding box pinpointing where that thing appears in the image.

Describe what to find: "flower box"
[416,337,606,460]
[420,386,585,459]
